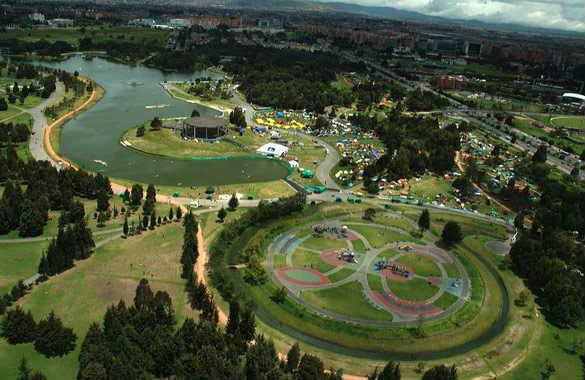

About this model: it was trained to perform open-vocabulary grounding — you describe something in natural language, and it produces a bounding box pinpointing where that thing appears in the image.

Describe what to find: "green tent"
[300,169,314,178]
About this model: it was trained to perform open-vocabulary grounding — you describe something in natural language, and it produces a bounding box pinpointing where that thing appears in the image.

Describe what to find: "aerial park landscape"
[0,3,584,380]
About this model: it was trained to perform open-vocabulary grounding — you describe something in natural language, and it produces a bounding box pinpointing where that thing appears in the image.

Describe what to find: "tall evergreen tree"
[296,354,325,380]
[285,343,301,373]
[123,216,129,236]
[34,311,77,357]
[228,193,239,211]
[442,222,463,246]
[1,306,37,344]
[418,209,430,232]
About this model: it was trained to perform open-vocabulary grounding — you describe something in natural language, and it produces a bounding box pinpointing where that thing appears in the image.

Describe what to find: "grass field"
[112,176,295,201]
[301,236,347,251]
[409,175,453,202]
[123,125,267,158]
[513,117,584,155]
[348,224,410,248]
[443,263,461,278]
[351,238,367,253]
[0,241,49,294]
[301,282,393,321]
[551,116,585,130]
[0,223,191,380]
[386,277,439,302]
[434,292,459,310]
[328,268,356,283]
[396,254,442,278]
[292,248,336,273]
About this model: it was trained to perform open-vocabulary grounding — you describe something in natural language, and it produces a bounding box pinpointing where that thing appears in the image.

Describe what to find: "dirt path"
[195,227,228,325]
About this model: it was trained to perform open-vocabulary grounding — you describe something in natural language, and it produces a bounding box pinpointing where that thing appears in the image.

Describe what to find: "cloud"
[317,0,585,32]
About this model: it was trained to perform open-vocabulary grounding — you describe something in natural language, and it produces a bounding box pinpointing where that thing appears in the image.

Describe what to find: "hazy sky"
[318,0,585,32]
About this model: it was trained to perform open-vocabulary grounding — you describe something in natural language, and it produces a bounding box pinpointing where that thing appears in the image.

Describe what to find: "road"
[28,82,65,162]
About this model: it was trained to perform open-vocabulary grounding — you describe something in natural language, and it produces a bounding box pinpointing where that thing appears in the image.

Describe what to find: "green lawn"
[443,263,461,278]
[0,241,49,294]
[386,277,439,302]
[513,117,584,155]
[351,238,367,253]
[367,274,384,292]
[348,224,411,248]
[415,211,508,240]
[396,254,442,278]
[301,282,393,321]
[123,125,268,158]
[0,223,192,380]
[550,116,585,130]
[272,253,286,269]
[433,292,459,310]
[327,268,356,283]
[300,236,347,251]
[291,248,336,273]
[409,175,453,202]
[0,105,24,122]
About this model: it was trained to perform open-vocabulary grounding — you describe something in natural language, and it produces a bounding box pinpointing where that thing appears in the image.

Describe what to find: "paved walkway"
[28,82,65,162]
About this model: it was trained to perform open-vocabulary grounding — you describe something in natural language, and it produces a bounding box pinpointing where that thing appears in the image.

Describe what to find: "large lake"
[37,56,289,186]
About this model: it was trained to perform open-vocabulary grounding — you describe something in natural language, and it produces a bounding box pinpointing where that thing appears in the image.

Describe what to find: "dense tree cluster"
[509,158,585,326]
[227,48,355,112]
[354,80,406,111]
[1,307,76,358]
[77,278,348,380]
[0,160,111,237]
[354,113,461,182]
[0,122,31,143]
[404,89,450,112]
[0,38,74,56]
[229,107,247,128]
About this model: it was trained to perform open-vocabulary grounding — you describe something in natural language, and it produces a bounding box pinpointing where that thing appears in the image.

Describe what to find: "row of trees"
[38,215,95,277]
[1,306,76,357]
[0,280,29,316]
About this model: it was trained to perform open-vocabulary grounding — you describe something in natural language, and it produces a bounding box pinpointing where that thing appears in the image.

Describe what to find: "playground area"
[268,217,470,324]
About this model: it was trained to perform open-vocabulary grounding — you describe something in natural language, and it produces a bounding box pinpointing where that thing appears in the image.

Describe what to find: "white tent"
[256,143,289,158]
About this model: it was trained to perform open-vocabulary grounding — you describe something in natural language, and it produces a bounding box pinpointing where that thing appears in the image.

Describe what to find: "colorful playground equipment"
[313,224,349,239]
[375,260,411,278]
[337,248,358,263]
